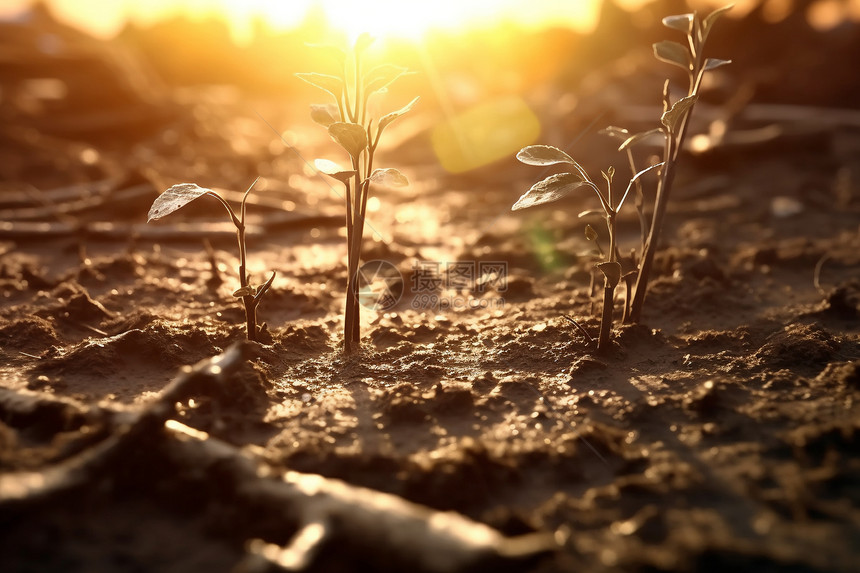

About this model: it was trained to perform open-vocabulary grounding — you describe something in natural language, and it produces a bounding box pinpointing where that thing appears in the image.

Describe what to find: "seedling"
[298,34,418,353]
[512,5,731,351]
[147,179,276,342]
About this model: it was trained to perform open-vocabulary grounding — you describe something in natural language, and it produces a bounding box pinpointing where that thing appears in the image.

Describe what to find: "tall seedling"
[298,34,418,353]
[512,5,732,352]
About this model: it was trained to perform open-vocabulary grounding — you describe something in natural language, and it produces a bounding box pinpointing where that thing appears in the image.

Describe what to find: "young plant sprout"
[147,179,275,342]
[512,5,732,351]
[513,147,663,352]
[298,34,418,353]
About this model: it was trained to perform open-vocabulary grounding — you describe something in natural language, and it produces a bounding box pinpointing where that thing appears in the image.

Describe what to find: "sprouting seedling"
[512,4,732,351]
[513,145,663,352]
[147,179,276,343]
[298,34,418,353]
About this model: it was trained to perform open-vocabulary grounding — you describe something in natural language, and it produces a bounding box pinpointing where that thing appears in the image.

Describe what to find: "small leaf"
[662,13,693,33]
[653,40,692,70]
[378,96,419,133]
[618,128,663,151]
[364,64,409,95]
[661,94,699,133]
[516,145,577,167]
[512,173,591,211]
[232,285,255,298]
[578,209,604,219]
[703,58,732,71]
[314,158,356,183]
[599,126,629,140]
[296,73,343,102]
[584,224,599,242]
[701,4,733,42]
[310,104,340,127]
[354,33,374,54]
[596,261,622,289]
[328,122,368,159]
[369,168,409,187]
[147,183,211,222]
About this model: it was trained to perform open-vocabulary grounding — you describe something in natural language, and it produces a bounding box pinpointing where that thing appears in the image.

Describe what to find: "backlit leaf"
[296,73,343,102]
[314,158,356,183]
[369,168,409,187]
[596,261,622,289]
[232,285,255,298]
[310,103,340,127]
[328,122,368,159]
[147,183,211,222]
[584,224,599,241]
[661,94,698,133]
[703,58,732,71]
[378,96,419,133]
[662,13,693,33]
[364,64,409,95]
[701,4,733,42]
[599,126,629,140]
[653,40,691,70]
[618,128,663,151]
[512,173,591,211]
[516,145,577,167]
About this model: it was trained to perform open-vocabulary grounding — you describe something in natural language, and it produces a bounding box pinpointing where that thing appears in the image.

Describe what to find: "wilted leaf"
[596,261,622,289]
[296,73,343,101]
[369,168,409,187]
[662,13,693,33]
[701,4,733,42]
[512,173,591,211]
[618,128,663,151]
[661,94,698,133]
[364,64,408,95]
[314,158,355,182]
[703,58,732,71]
[378,96,419,133]
[147,183,212,222]
[653,40,691,70]
[328,122,368,159]
[310,103,340,127]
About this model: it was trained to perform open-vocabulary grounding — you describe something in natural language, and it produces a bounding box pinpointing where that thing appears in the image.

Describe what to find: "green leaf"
[703,58,732,71]
[512,172,591,211]
[369,168,409,187]
[364,64,409,95]
[296,73,343,102]
[378,96,419,133]
[147,183,211,222]
[596,261,622,289]
[618,128,663,151]
[328,122,368,159]
[701,4,733,43]
[662,13,693,33]
[516,145,577,167]
[661,94,698,133]
[653,40,691,70]
[314,158,356,183]
[310,103,340,127]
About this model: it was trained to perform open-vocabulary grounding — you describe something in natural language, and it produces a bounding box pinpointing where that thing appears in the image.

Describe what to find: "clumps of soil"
[0,316,59,354]
[753,323,840,374]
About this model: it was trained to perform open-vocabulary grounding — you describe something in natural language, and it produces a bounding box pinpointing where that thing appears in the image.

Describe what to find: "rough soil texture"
[1,3,859,572]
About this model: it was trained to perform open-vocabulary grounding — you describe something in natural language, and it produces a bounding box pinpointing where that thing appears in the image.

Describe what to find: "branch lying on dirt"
[0,344,559,573]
